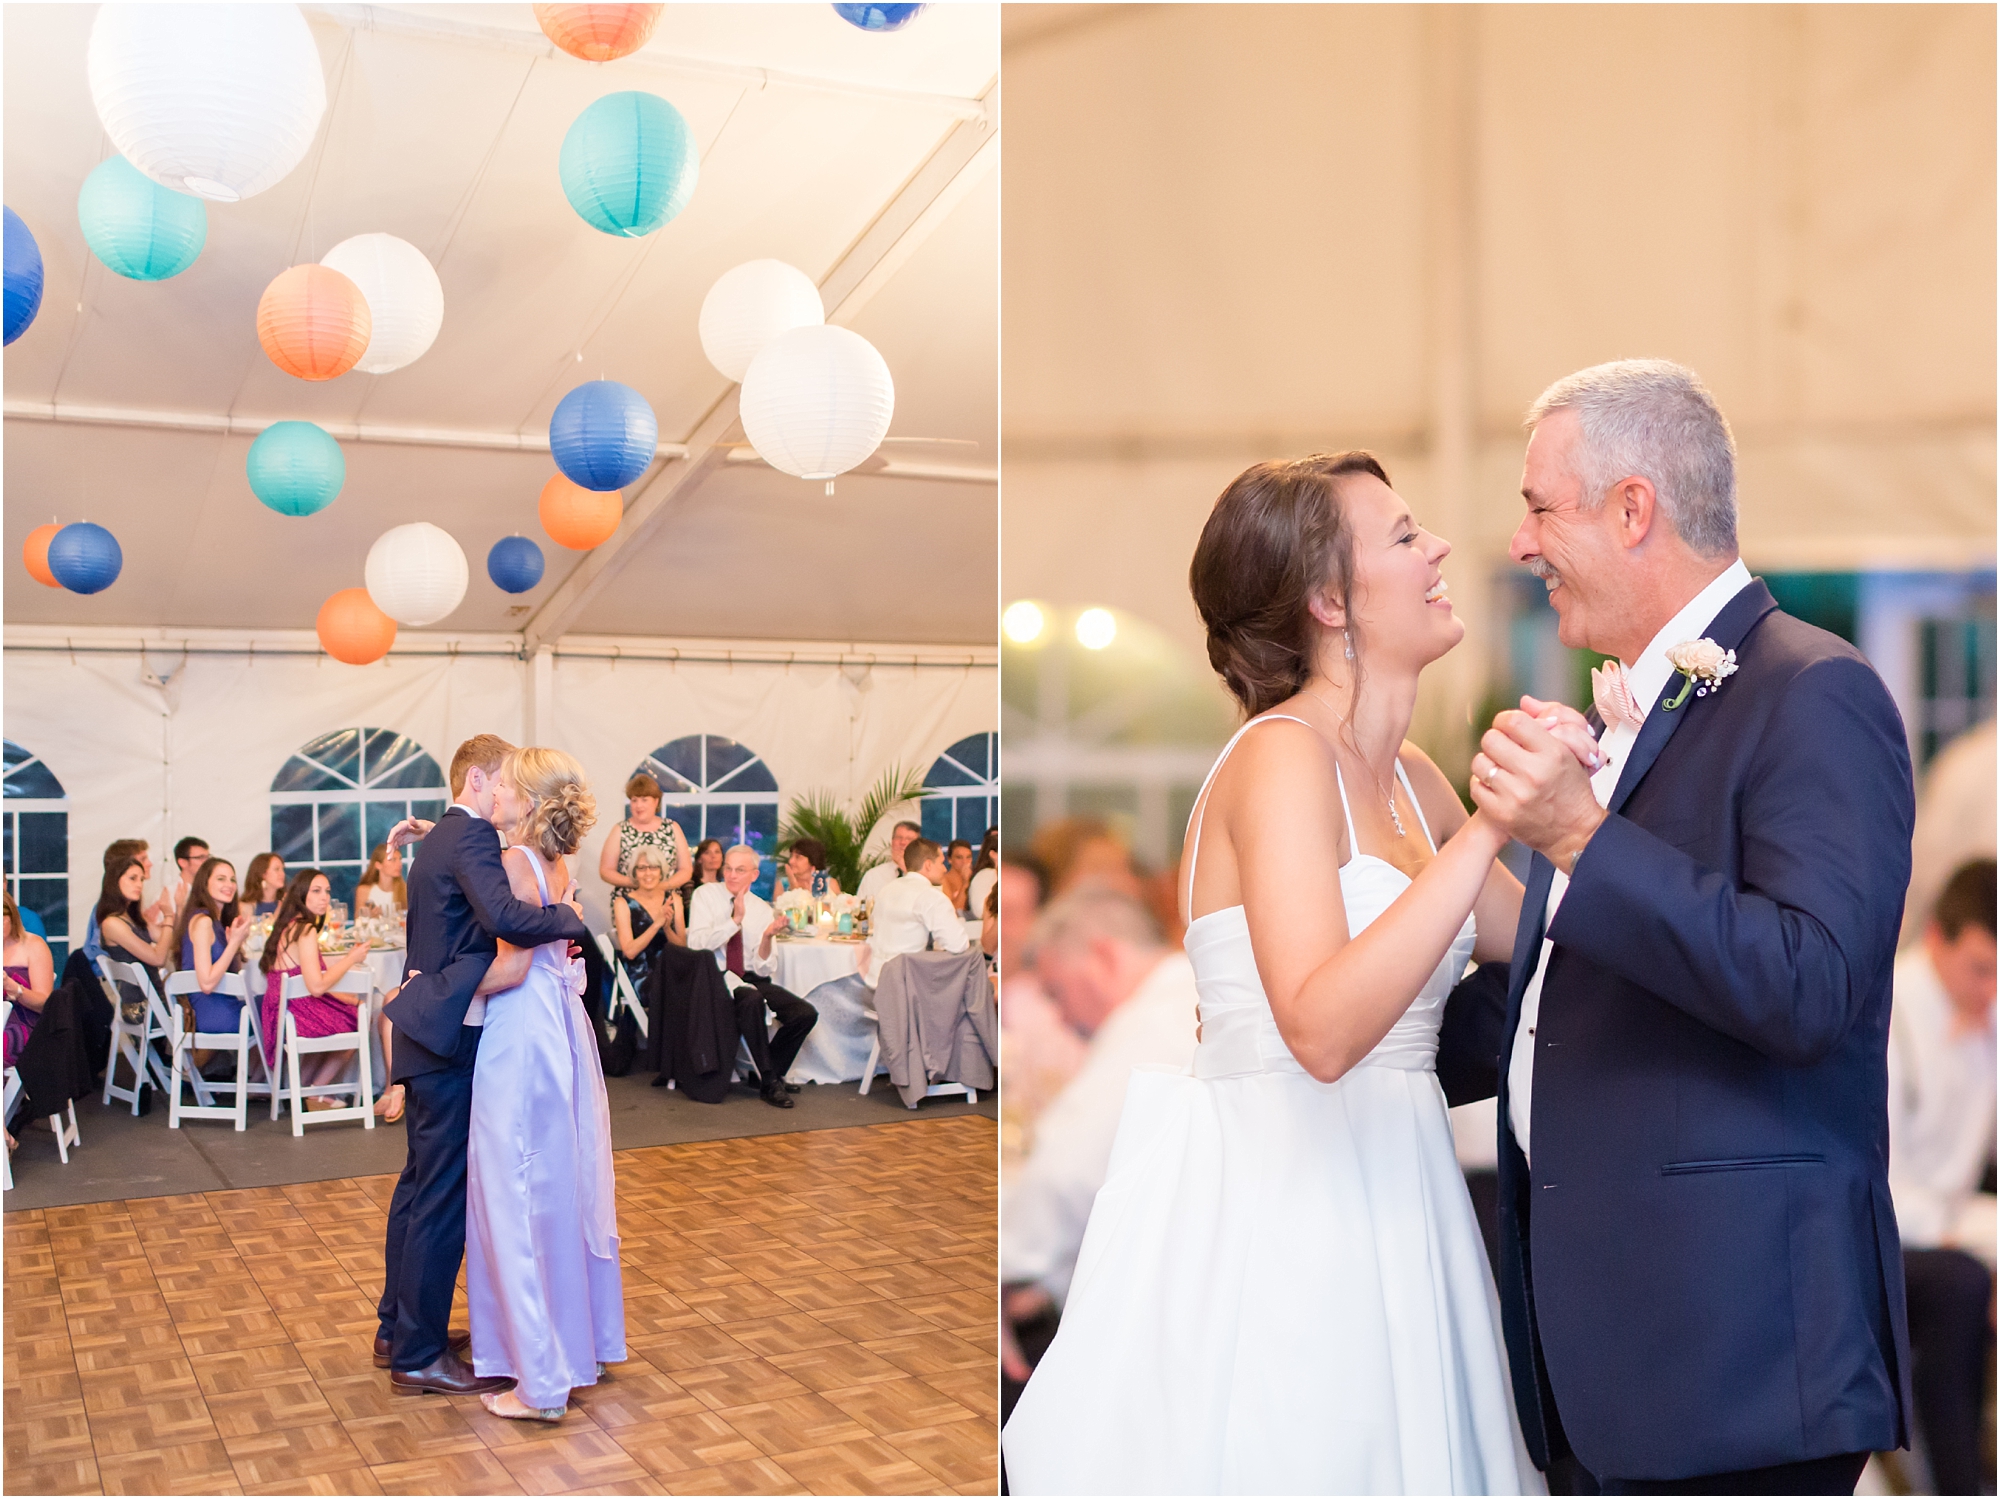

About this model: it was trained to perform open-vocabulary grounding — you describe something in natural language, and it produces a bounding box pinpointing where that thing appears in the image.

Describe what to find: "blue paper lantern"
[4,207,44,345]
[550,380,658,491]
[246,421,344,516]
[47,522,122,594]
[833,3,925,31]
[78,156,207,282]
[487,536,546,594]
[558,91,698,239]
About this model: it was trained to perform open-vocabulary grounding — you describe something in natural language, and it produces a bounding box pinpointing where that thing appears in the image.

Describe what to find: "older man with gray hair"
[1468,359,1915,1494]
[686,844,819,1108]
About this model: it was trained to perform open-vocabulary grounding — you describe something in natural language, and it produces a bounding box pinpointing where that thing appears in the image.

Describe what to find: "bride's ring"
[1482,767,1499,787]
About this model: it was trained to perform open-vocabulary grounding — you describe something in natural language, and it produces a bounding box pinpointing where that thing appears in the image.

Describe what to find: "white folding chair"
[3,998,82,1176]
[274,970,375,1135]
[163,971,272,1130]
[97,956,174,1114]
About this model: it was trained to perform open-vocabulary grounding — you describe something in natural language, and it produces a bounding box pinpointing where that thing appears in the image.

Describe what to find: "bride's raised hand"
[1520,694,1605,774]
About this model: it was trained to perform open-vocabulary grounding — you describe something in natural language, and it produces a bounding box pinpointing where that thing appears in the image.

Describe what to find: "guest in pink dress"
[259,869,372,1105]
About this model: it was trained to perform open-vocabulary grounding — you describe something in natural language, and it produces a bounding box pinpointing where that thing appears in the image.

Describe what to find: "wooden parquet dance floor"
[3,1116,998,1496]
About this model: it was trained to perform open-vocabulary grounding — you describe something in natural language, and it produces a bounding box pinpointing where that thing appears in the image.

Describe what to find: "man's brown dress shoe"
[389,1349,512,1397]
[374,1328,471,1369]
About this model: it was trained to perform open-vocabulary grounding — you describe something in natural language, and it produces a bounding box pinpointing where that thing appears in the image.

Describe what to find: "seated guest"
[689,837,725,889]
[97,855,170,971]
[864,838,969,985]
[968,830,999,926]
[244,853,287,916]
[82,838,165,963]
[159,835,211,931]
[613,847,684,997]
[999,886,1199,1402]
[171,857,254,1038]
[857,821,923,904]
[775,837,840,899]
[353,843,406,915]
[3,892,55,1069]
[600,774,692,902]
[983,882,999,960]
[686,845,818,1108]
[941,839,975,915]
[1887,857,1997,1498]
[259,868,372,1108]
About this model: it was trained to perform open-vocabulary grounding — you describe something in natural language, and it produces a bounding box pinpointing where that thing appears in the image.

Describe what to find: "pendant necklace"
[1308,687,1406,838]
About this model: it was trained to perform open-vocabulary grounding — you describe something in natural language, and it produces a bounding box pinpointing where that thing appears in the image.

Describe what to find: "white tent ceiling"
[3,2,998,644]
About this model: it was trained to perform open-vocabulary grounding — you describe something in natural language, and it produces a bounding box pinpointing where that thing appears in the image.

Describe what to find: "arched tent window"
[270,729,448,908]
[4,742,69,966]
[921,732,997,846]
[634,735,779,896]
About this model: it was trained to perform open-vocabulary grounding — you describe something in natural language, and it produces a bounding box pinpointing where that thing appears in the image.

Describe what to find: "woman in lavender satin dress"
[465,747,626,1422]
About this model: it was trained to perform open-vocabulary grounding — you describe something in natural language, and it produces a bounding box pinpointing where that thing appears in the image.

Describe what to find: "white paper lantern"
[321,233,444,374]
[739,325,895,482]
[88,4,327,204]
[699,260,824,383]
[365,522,467,627]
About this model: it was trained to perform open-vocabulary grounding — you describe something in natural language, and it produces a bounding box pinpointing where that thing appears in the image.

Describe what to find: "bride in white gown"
[1003,452,1597,1495]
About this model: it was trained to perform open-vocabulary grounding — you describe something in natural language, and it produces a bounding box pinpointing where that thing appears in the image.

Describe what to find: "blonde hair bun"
[507,747,599,860]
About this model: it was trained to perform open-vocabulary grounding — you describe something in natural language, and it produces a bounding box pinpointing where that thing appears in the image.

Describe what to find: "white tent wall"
[4,629,995,940]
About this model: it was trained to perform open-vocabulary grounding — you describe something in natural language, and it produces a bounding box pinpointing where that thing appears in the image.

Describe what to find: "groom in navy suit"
[374,734,589,1395]
[1470,362,1915,1494]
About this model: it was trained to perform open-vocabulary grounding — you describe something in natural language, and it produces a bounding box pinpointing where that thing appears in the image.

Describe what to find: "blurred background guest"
[1904,720,1996,951]
[353,844,407,916]
[1030,816,1142,901]
[599,773,691,905]
[612,847,683,999]
[999,854,1086,1174]
[942,839,976,915]
[775,837,839,899]
[999,885,1199,1412]
[3,891,55,1069]
[170,857,252,1038]
[244,852,287,916]
[1888,858,1997,1498]
[689,837,725,894]
[258,870,371,1107]
[969,829,1000,924]
[857,821,924,904]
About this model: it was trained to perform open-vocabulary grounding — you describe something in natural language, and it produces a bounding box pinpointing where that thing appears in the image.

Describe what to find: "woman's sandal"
[374,1085,405,1123]
[481,1390,565,1422]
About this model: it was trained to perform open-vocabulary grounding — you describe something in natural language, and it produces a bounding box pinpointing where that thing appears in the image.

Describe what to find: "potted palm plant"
[778,765,929,893]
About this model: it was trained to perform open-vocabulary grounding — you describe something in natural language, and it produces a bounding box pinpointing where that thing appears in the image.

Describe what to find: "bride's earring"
[1343,631,1354,661]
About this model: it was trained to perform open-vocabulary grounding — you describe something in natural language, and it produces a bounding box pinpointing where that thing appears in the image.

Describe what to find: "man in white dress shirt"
[999,887,1199,1411]
[856,821,923,906]
[1886,858,1995,1497]
[862,838,968,985]
[686,845,818,1108]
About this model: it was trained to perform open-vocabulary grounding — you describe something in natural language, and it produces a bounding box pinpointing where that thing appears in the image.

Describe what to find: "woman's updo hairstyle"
[507,748,599,860]
[1189,450,1387,717]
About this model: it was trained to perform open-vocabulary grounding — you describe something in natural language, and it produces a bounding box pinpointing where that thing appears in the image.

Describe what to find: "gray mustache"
[1526,558,1560,583]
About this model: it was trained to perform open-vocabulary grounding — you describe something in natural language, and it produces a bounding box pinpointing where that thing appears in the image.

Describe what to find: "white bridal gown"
[1002,715,1543,1496]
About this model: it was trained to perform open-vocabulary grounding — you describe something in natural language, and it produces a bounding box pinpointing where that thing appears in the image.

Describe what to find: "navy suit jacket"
[1494,579,1916,1481]
[386,806,589,1078]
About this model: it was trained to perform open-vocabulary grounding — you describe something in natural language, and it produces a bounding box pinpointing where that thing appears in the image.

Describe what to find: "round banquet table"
[769,935,883,1086]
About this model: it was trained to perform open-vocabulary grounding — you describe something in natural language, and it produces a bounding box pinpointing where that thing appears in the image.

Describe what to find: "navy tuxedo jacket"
[1494,579,1915,1482]
[386,806,588,1078]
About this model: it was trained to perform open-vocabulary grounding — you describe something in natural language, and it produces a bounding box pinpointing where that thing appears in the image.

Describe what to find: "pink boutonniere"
[1660,638,1738,712]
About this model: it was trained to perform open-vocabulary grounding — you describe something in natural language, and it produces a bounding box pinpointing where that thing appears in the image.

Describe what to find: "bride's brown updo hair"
[1189,450,1388,717]
[505,747,599,861]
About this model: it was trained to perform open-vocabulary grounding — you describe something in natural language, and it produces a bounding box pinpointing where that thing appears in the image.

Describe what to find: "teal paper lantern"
[78,155,206,281]
[558,91,698,239]
[246,421,344,516]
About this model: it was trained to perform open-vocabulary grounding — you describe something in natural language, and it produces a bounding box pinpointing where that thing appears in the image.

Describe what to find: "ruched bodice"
[1187,864,1475,1080]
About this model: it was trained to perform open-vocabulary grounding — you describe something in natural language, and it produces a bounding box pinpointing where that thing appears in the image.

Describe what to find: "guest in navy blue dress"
[171,857,254,1036]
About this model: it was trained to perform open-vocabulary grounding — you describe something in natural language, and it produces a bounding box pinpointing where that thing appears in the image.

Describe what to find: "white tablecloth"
[770,937,879,1086]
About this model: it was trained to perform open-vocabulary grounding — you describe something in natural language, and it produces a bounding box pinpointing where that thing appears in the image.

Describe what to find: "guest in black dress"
[612,848,683,995]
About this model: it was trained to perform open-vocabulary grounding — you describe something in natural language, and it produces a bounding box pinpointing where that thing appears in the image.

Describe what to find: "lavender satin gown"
[465,846,625,1408]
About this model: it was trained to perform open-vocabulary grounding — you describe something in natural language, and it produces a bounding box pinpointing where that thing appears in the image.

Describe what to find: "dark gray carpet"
[3,1070,996,1212]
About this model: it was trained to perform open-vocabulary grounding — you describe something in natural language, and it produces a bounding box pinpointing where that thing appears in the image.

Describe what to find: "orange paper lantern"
[22,522,61,588]
[257,264,371,381]
[317,587,397,665]
[534,4,662,61]
[539,473,621,549]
